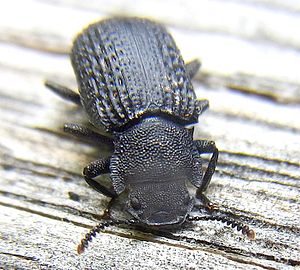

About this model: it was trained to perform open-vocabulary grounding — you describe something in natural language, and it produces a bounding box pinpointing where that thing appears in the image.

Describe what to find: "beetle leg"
[64,123,113,147]
[195,99,209,116]
[186,59,201,79]
[83,158,117,198]
[194,140,219,193]
[45,80,81,105]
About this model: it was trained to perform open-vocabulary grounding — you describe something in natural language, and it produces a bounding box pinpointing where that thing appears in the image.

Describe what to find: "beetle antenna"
[77,219,136,254]
[187,215,255,240]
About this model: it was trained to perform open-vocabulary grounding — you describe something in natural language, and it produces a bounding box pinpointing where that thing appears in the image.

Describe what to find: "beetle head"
[126,180,193,228]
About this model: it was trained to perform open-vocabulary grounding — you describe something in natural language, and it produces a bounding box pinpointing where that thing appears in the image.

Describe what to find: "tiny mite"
[45,17,255,253]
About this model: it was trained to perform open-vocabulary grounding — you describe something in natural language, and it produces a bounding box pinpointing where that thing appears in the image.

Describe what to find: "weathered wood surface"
[0,0,300,269]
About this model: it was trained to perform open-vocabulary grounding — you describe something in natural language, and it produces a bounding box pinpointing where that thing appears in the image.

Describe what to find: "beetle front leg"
[195,140,219,193]
[45,80,81,105]
[83,158,117,198]
[64,123,113,147]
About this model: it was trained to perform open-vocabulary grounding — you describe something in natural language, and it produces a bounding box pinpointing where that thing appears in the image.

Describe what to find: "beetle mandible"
[45,17,255,253]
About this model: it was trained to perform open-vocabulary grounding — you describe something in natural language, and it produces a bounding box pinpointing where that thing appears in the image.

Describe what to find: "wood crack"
[0,190,102,223]
[0,251,38,262]
[210,110,300,133]
[222,150,300,167]
[139,228,300,267]
[1,153,83,181]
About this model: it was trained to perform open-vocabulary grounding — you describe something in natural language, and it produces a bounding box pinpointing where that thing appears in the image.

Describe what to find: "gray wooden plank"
[0,0,299,269]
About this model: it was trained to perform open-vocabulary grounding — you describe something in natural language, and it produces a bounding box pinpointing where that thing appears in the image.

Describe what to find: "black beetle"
[45,17,255,253]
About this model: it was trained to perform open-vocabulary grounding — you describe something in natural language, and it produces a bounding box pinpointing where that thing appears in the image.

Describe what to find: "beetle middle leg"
[64,123,113,147]
[83,158,117,198]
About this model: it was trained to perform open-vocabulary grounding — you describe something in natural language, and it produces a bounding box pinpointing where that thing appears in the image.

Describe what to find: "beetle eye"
[130,197,141,210]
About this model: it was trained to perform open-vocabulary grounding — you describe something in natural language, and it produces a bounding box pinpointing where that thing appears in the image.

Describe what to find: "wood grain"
[0,0,299,269]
